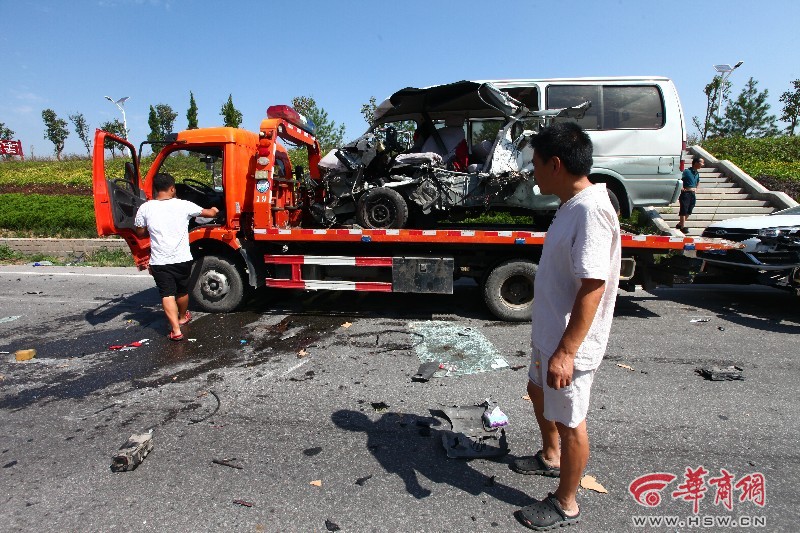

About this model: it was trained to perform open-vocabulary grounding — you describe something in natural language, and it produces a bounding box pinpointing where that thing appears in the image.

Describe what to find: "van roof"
[477,76,673,84]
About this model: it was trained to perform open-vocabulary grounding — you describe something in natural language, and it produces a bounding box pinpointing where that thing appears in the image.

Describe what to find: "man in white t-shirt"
[134,173,219,341]
[512,123,621,531]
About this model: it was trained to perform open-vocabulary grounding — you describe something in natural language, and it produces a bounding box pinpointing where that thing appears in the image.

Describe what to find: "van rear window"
[547,85,664,130]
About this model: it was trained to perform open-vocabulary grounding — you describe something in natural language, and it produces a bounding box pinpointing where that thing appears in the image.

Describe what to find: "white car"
[699,205,800,292]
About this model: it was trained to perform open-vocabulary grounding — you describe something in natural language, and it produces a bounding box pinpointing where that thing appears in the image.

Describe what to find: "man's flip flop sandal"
[168,331,185,342]
[179,311,192,325]
[514,493,580,531]
[511,450,560,477]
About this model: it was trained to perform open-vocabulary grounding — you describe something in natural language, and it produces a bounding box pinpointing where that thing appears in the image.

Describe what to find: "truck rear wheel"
[483,259,537,321]
[191,255,245,312]
[357,187,409,229]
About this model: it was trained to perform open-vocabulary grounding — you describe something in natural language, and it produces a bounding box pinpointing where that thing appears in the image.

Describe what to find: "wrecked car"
[307,81,589,229]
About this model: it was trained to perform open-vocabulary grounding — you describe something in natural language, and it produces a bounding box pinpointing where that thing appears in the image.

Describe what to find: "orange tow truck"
[92,105,737,321]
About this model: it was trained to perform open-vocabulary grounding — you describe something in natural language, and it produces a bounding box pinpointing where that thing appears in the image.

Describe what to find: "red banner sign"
[0,140,24,157]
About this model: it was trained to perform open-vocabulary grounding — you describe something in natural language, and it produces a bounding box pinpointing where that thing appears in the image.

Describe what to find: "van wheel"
[191,255,245,312]
[357,187,409,229]
[483,259,537,321]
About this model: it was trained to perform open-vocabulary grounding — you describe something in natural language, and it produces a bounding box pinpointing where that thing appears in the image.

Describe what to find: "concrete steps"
[654,152,785,234]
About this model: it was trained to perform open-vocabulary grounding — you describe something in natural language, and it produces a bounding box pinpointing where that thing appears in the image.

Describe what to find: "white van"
[479,77,687,216]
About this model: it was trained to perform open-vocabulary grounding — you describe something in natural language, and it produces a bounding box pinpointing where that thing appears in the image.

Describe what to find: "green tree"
[147,103,178,145]
[100,119,127,158]
[291,95,345,152]
[220,94,242,128]
[69,112,92,155]
[360,96,377,126]
[0,122,15,161]
[779,79,800,136]
[691,75,730,141]
[187,91,199,129]
[41,108,69,160]
[719,77,779,138]
[0,122,13,139]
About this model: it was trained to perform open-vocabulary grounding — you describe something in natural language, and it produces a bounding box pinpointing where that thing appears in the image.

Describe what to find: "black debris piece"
[3,461,17,468]
[188,390,220,424]
[303,447,323,457]
[232,499,253,507]
[212,458,243,470]
[371,402,390,412]
[325,519,341,531]
[510,364,527,371]
[696,365,744,381]
[485,475,496,487]
[355,474,373,486]
[412,361,440,382]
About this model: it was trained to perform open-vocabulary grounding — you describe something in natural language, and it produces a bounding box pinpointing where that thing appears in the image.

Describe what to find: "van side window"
[603,86,664,129]
[547,85,664,130]
[546,85,601,130]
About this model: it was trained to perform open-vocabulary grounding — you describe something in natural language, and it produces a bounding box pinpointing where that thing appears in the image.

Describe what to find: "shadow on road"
[331,409,532,506]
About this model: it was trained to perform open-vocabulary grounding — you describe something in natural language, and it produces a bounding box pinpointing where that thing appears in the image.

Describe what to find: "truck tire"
[191,255,245,313]
[357,187,409,229]
[483,259,537,321]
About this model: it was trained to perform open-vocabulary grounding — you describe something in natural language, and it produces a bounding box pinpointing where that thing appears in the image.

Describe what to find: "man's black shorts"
[150,261,193,298]
[678,190,697,216]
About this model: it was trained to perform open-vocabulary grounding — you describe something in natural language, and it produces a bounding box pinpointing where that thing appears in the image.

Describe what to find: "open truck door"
[92,130,151,269]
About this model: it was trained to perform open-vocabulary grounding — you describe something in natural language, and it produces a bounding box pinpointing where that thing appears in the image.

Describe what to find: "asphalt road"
[1,266,798,532]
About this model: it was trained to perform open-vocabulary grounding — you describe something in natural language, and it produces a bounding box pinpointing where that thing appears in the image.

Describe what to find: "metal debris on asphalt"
[0,316,21,324]
[437,403,509,459]
[411,361,439,382]
[232,499,253,507]
[111,432,154,472]
[355,474,372,486]
[212,458,243,470]
[697,365,744,381]
[188,390,220,424]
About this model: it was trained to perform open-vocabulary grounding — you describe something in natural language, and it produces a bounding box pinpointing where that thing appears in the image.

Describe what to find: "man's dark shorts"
[679,191,696,216]
[150,261,193,298]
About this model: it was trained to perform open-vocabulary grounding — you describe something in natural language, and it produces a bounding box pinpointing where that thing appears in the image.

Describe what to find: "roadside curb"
[0,237,130,257]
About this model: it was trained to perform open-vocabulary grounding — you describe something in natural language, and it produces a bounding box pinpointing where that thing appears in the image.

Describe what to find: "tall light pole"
[713,61,743,120]
[105,95,130,156]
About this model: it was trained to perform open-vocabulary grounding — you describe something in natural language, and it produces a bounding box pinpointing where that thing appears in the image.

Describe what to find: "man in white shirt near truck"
[134,173,219,341]
[511,122,621,531]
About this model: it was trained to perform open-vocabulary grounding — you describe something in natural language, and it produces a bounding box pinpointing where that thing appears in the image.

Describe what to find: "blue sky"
[2,0,799,158]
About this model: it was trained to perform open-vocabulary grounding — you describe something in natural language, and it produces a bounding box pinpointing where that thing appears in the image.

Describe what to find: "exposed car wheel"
[191,255,245,313]
[483,259,537,321]
[357,187,409,229]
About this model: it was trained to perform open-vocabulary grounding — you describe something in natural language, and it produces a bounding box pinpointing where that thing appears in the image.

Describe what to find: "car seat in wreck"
[418,116,469,171]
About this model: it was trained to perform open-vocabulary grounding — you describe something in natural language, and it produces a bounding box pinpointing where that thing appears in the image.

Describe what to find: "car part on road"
[696,365,744,381]
[212,458,243,470]
[111,432,153,472]
[411,361,440,382]
[437,403,509,459]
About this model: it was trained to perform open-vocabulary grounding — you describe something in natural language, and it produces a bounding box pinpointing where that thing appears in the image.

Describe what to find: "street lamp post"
[713,61,743,120]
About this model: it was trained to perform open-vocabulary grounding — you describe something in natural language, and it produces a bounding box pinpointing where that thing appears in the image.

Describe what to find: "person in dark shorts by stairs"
[676,156,704,233]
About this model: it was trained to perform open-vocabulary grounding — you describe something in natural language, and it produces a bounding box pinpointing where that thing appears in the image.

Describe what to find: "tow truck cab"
[92,107,322,308]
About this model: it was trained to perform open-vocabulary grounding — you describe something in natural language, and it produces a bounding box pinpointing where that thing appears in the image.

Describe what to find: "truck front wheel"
[191,255,245,312]
[483,259,537,321]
